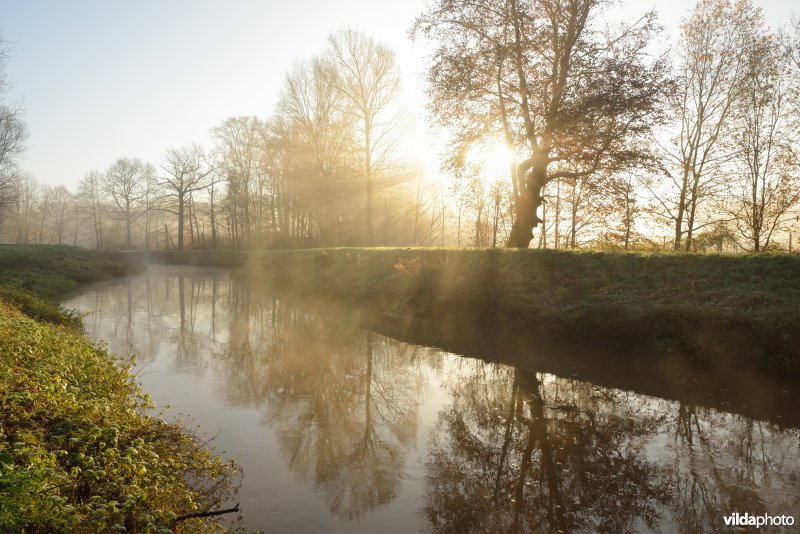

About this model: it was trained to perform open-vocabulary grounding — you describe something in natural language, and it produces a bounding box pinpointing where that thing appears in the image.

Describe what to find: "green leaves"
[0,452,13,471]
[0,302,241,532]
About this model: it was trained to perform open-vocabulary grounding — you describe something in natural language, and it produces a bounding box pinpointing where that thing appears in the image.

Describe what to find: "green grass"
[126,248,800,376]
[0,245,135,326]
[0,245,131,285]
[0,246,241,532]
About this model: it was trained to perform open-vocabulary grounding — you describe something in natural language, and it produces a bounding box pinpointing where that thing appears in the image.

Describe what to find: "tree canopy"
[414,0,673,247]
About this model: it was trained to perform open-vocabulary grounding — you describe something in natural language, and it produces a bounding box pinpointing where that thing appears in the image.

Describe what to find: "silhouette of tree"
[325,29,404,245]
[414,0,672,248]
[103,158,154,248]
[160,145,214,250]
[721,22,800,250]
[0,35,26,210]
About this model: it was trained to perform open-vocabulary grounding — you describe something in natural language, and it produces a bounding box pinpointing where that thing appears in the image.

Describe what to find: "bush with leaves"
[0,302,242,532]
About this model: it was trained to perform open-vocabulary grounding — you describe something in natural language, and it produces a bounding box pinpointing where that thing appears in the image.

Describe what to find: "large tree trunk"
[508,193,536,248]
[673,211,683,251]
[507,165,546,249]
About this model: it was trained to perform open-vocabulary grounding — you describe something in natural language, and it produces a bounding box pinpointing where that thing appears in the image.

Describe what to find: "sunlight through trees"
[1,2,799,252]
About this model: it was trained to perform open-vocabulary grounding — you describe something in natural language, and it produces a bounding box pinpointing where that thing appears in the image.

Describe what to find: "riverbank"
[123,248,800,377]
[0,246,241,532]
[0,244,132,326]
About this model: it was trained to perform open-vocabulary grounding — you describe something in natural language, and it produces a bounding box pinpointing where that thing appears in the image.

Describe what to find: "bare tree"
[103,158,154,248]
[789,18,800,161]
[275,59,356,244]
[325,29,404,245]
[44,185,72,244]
[212,117,264,247]
[651,0,757,251]
[203,159,226,249]
[77,170,107,249]
[0,35,27,210]
[160,145,214,250]
[10,171,40,243]
[562,176,608,249]
[606,174,642,250]
[721,26,800,251]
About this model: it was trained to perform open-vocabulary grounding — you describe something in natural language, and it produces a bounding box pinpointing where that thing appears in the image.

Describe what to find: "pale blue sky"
[1,0,797,187]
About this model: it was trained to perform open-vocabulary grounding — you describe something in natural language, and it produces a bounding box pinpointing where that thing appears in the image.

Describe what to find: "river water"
[64,266,800,533]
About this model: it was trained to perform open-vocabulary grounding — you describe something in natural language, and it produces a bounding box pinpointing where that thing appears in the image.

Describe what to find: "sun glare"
[465,139,515,184]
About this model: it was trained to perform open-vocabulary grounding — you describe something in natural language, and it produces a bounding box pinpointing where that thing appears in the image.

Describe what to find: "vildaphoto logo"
[723,512,795,528]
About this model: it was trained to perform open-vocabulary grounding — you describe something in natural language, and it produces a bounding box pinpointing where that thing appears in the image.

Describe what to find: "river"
[64,266,800,532]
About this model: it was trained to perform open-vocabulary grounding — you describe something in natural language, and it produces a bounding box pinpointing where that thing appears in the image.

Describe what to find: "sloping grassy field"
[0,245,132,325]
[126,248,800,376]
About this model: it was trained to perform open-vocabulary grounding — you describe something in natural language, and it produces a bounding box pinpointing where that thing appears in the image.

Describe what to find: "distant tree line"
[1,1,799,252]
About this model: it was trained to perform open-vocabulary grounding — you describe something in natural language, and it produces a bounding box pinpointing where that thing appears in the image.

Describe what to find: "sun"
[465,139,515,184]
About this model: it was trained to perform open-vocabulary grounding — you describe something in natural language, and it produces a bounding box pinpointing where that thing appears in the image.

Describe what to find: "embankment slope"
[0,245,239,532]
[125,248,800,377]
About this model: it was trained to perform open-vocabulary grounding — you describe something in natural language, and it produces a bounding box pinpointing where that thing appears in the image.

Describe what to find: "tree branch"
[174,502,240,524]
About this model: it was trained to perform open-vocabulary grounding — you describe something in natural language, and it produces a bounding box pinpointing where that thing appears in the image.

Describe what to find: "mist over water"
[64,266,800,532]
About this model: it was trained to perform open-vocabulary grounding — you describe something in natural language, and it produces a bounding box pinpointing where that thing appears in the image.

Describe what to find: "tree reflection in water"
[424,359,800,533]
[425,361,669,533]
[219,284,423,520]
[67,268,800,532]
[668,404,800,532]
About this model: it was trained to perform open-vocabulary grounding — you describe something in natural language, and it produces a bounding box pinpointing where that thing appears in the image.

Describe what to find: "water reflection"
[65,267,800,532]
[666,403,800,532]
[222,289,422,519]
[426,361,800,533]
[425,364,669,533]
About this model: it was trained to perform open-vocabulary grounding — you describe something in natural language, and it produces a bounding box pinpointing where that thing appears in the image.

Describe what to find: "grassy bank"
[125,248,800,377]
[0,245,131,326]
[0,246,240,532]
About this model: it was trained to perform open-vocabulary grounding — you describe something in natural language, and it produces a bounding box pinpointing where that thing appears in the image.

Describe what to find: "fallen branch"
[174,502,240,523]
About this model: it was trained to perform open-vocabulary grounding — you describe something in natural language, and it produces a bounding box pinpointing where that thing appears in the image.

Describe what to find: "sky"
[1,0,798,188]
